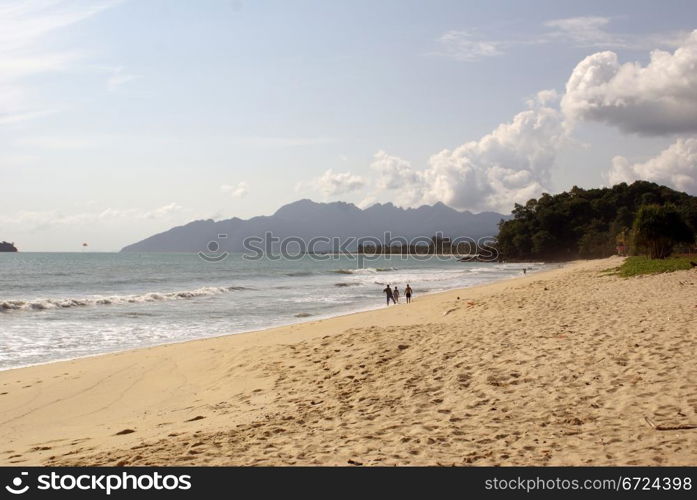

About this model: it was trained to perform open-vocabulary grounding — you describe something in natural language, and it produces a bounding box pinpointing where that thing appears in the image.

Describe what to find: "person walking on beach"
[393,286,400,303]
[405,284,412,303]
[383,285,395,305]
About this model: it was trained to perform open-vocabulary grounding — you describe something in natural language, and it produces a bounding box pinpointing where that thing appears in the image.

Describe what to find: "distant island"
[121,200,508,253]
[0,241,17,252]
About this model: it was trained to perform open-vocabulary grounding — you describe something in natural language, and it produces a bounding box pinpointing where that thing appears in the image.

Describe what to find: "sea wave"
[332,267,397,274]
[0,285,250,312]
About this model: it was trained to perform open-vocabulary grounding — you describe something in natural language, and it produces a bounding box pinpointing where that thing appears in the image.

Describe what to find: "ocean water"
[0,253,545,370]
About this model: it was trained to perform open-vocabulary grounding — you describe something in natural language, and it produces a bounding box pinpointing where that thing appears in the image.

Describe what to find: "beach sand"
[1,256,696,466]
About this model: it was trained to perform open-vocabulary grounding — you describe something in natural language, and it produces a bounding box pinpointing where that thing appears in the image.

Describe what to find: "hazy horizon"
[2,0,697,251]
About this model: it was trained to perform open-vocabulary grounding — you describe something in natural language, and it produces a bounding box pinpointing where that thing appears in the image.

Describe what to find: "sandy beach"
[1,256,696,466]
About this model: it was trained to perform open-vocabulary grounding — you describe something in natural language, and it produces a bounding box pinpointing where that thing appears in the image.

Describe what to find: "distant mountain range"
[120,199,508,253]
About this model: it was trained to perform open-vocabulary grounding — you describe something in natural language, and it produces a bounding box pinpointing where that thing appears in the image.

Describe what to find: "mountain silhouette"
[120,199,507,252]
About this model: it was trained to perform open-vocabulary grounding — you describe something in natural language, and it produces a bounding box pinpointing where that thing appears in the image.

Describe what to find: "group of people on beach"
[382,284,412,306]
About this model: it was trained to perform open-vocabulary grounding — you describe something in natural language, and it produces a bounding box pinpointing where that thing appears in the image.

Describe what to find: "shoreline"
[0,263,554,374]
[2,256,696,466]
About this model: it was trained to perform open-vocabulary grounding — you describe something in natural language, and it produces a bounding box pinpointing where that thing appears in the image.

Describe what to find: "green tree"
[496,181,697,261]
[531,230,556,257]
[632,204,694,259]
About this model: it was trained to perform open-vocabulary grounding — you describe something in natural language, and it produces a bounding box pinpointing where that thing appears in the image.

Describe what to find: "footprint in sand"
[30,446,52,452]
[185,415,206,422]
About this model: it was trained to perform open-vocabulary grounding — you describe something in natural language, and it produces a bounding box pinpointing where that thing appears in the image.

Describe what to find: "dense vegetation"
[610,256,696,277]
[0,241,18,252]
[496,181,697,261]
[632,204,694,258]
[357,235,495,257]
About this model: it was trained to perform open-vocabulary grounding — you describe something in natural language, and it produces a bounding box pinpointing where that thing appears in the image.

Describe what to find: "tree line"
[496,181,697,261]
[357,235,495,258]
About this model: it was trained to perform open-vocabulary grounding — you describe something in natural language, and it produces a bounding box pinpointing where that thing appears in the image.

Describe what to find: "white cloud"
[0,50,81,81]
[105,66,141,91]
[369,104,566,213]
[0,210,89,230]
[369,151,424,205]
[299,169,366,197]
[357,196,377,209]
[370,151,421,190]
[607,137,697,194]
[561,30,697,135]
[0,1,118,50]
[525,88,559,108]
[434,30,504,61]
[545,16,689,50]
[297,32,697,213]
[140,202,183,219]
[317,169,366,196]
[421,105,565,212]
[0,0,122,124]
[433,17,687,63]
[0,203,184,231]
[221,182,249,198]
[545,17,626,48]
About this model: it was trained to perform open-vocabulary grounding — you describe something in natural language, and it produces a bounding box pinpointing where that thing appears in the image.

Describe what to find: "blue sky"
[2,0,697,250]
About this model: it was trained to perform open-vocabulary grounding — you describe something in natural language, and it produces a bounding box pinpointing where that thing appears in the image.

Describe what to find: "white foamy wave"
[465,266,511,273]
[346,268,466,285]
[332,267,398,275]
[1,286,249,312]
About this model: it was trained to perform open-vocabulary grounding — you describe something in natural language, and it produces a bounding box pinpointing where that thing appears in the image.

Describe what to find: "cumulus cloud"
[300,169,366,197]
[422,105,565,211]
[369,104,566,213]
[561,30,697,135]
[298,31,697,212]
[370,151,423,203]
[221,182,249,198]
[525,89,559,108]
[607,137,697,194]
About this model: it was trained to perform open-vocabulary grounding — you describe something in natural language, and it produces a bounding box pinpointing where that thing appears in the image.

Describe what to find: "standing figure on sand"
[383,285,396,305]
[383,284,413,305]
